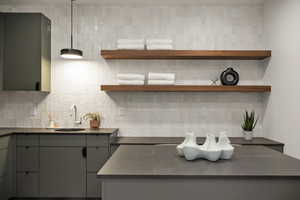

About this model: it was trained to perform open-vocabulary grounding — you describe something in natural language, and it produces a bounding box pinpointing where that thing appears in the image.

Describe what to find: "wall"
[0,0,267,137]
[264,0,300,158]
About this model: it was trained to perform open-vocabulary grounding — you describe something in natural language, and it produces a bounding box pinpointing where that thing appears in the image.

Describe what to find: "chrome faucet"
[70,104,82,125]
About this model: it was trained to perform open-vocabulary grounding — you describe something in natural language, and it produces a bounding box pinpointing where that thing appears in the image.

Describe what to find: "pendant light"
[60,0,83,59]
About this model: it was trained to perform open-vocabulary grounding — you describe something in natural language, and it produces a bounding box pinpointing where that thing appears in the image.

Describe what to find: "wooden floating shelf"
[101,50,271,60]
[101,85,271,92]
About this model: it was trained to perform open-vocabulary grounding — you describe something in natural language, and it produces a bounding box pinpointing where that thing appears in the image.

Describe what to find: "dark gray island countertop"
[98,145,300,177]
[112,136,283,146]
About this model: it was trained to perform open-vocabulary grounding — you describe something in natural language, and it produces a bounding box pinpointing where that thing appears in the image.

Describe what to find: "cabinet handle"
[82,147,87,158]
[35,81,40,91]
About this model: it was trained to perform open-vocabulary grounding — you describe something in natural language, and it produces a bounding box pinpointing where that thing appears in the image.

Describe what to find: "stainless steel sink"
[55,128,86,132]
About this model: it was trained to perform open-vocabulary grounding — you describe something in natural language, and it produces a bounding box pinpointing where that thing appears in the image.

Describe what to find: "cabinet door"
[87,173,101,198]
[87,147,109,172]
[39,147,86,197]
[3,13,41,91]
[0,14,4,91]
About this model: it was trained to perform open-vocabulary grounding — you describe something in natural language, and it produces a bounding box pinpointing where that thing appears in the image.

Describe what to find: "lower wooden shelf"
[101,85,271,92]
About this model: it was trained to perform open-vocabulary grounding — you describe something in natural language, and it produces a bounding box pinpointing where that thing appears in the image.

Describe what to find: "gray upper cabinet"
[0,13,51,92]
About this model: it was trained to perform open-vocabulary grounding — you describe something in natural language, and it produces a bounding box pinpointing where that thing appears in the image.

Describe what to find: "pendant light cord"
[71,0,74,49]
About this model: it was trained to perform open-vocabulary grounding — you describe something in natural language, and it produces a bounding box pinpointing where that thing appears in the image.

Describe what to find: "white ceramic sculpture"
[177,132,234,162]
[176,132,197,157]
[217,132,234,160]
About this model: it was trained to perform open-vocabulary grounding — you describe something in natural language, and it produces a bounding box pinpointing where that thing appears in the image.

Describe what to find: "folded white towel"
[117,39,144,44]
[146,39,173,44]
[146,44,173,50]
[118,80,145,85]
[148,80,175,85]
[117,73,145,81]
[148,73,175,81]
[117,44,145,50]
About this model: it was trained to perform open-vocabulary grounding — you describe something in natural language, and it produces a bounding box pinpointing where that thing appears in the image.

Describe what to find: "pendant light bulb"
[60,0,83,59]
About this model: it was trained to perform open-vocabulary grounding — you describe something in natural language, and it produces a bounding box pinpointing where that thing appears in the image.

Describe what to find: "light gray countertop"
[0,128,119,137]
[98,145,300,178]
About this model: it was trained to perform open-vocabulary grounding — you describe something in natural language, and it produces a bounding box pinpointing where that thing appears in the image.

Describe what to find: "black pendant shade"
[60,48,83,59]
[60,0,83,59]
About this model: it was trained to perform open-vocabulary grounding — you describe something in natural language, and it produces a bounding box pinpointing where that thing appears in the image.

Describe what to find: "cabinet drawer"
[17,147,39,172]
[87,173,101,198]
[87,135,108,147]
[0,149,8,177]
[17,172,39,198]
[87,147,109,172]
[0,136,10,149]
[40,135,85,147]
[17,135,39,146]
[0,176,10,200]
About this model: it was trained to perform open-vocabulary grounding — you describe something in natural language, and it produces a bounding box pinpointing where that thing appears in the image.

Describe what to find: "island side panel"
[102,177,300,200]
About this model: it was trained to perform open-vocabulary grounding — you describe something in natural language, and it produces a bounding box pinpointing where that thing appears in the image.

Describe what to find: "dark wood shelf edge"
[101,85,271,92]
[101,50,272,60]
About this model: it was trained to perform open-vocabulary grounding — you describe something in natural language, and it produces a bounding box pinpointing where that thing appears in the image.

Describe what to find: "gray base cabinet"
[39,147,86,198]
[0,133,114,199]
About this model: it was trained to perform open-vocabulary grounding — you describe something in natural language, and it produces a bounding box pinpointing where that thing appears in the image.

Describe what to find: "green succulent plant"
[83,113,101,121]
[241,110,258,131]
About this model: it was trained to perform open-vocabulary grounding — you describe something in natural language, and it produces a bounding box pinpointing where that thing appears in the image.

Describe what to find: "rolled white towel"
[117,73,145,81]
[148,80,175,85]
[146,44,173,50]
[118,80,145,85]
[117,39,144,44]
[146,39,173,44]
[117,44,145,50]
[148,73,175,81]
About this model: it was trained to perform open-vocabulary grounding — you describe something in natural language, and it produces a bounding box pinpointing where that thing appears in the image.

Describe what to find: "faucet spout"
[70,104,82,125]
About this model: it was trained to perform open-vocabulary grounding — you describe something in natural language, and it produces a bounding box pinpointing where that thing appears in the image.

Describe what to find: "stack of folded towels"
[146,39,173,50]
[117,39,145,50]
[148,73,175,85]
[117,73,145,85]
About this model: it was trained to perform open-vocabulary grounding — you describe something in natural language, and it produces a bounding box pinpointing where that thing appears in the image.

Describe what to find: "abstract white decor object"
[177,132,234,162]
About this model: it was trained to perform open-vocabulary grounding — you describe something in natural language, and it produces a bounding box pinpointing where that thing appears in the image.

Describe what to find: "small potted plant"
[84,113,101,129]
[241,110,258,141]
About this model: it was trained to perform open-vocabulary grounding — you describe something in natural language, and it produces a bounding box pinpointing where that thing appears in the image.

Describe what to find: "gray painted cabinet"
[0,133,112,199]
[0,13,51,92]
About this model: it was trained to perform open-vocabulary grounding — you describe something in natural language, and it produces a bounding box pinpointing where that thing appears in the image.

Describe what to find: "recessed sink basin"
[55,128,86,132]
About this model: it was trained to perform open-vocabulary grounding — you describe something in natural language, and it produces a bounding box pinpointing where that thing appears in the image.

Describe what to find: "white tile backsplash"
[0,2,267,137]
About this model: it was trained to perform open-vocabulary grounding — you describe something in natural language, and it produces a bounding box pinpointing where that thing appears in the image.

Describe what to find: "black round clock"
[220,68,239,86]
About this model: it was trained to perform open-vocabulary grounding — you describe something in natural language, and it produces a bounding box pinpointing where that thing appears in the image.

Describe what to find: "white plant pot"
[243,131,254,141]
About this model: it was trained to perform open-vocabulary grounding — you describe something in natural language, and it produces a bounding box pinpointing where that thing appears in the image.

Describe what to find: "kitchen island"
[98,145,300,200]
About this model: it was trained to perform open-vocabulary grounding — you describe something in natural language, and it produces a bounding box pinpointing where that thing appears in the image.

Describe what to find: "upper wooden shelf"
[101,85,271,92]
[101,50,271,60]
